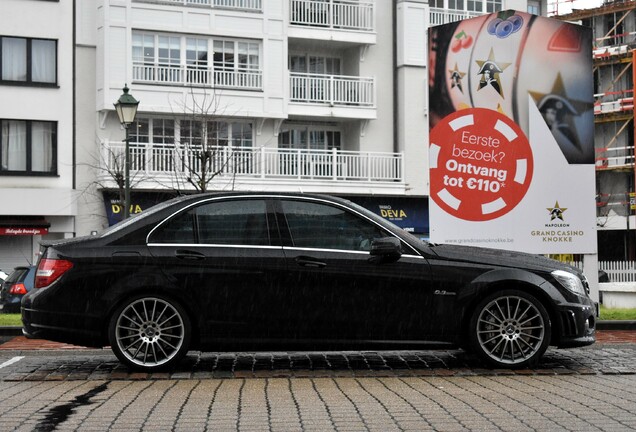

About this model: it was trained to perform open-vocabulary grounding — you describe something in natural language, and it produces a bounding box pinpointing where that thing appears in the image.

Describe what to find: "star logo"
[547,201,567,221]
[529,73,590,157]
[449,63,467,94]
[475,48,511,98]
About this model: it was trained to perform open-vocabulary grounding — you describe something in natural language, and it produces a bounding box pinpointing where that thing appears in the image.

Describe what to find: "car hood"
[426,243,578,274]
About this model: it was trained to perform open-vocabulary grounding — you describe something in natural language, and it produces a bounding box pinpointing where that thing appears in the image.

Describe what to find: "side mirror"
[369,237,402,264]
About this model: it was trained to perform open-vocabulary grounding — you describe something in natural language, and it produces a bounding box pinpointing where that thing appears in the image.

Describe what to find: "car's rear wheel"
[469,289,551,368]
[108,295,191,371]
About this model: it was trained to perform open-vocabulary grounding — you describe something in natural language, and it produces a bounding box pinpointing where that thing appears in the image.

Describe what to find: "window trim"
[0,119,58,176]
[0,36,58,86]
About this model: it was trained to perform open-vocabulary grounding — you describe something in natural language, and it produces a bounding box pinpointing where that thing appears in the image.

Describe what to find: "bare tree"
[167,86,243,193]
[79,134,151,222]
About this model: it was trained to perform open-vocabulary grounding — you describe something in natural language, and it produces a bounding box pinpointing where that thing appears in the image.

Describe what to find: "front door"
[275,198,434,343]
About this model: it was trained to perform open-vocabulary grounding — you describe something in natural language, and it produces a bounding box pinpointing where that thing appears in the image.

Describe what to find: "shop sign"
[0,227,49,236]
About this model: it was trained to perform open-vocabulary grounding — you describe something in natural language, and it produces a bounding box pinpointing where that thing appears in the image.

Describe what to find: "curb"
[1,322,636,337]
[0,326,22,336]
[597,320,636,330]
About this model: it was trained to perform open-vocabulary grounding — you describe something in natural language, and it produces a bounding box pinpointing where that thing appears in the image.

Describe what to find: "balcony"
[289,73,376,118]
[429,7,482,26]
[100,141,404,193]
[133,0,262,12]
[289,0,376,45]
[132,63,263,91]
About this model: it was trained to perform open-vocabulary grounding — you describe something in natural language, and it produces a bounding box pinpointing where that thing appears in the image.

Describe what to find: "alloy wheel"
[114,297,186,368]
[475,294,546,365]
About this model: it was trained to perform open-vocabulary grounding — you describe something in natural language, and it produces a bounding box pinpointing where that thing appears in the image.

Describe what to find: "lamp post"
[114,85,139,220]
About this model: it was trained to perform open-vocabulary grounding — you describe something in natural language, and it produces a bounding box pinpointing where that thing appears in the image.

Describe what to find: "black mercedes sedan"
[22,193,596,371]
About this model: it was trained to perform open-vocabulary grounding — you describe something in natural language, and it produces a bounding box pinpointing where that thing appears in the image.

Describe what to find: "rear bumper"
[21,307,104,347]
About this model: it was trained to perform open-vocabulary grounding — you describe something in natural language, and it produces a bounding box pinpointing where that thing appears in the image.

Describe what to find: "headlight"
[552,270,586,296]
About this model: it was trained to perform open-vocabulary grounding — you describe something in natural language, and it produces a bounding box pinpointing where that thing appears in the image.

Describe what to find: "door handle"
[295,256,326,268]
[175,250,206,261]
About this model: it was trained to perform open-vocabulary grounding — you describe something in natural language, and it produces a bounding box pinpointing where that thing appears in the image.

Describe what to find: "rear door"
[147,197,288,342]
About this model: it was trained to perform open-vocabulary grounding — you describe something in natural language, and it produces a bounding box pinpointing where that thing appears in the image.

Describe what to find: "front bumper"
[555,297,596,348]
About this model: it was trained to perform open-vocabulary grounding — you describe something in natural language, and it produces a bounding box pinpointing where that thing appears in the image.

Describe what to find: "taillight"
[9,283,27,295]
[35,259,74,288]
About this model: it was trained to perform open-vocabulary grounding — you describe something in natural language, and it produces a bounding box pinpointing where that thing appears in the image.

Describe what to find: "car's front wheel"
[108,295,191,371]
[469,289,551,368]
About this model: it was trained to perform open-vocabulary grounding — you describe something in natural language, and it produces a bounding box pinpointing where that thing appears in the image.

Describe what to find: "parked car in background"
[0,270,8,281]
[23,193,596,371]
[0,266,36,313]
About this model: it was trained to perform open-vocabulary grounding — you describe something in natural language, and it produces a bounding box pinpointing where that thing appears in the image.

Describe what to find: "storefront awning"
[0,217,50,235]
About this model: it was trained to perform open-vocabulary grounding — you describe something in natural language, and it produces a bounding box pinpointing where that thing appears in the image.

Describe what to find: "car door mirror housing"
[369,237,402,263]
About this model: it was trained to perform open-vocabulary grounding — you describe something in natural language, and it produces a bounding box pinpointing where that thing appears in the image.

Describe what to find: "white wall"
[396,2,429,196]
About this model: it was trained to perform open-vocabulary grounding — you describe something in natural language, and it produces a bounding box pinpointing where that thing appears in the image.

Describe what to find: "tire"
[108,295,191,371]
[469,289,551,368]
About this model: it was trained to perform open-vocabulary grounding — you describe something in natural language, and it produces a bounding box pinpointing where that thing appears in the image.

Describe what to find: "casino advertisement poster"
[428,11,597,254]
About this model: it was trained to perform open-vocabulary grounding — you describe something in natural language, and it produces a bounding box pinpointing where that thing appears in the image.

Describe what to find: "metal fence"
[571,261,636,282]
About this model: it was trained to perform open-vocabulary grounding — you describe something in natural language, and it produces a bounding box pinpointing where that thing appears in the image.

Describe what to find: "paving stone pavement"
[0,335,635,431]
[1,374,635,431]
[0,343,635,382]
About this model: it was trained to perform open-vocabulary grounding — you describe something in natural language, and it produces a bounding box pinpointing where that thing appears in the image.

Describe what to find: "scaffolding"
[556,0,636,259]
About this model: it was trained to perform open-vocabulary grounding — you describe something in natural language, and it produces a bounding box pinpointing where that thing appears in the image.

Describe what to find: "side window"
[281,200,387,251]
[150,209,196,244]
[197,199,269,246]
[150,199,269,245]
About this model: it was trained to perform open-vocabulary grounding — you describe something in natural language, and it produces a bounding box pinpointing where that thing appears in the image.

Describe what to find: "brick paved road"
[1,374,635,431]
[0,337,635,431]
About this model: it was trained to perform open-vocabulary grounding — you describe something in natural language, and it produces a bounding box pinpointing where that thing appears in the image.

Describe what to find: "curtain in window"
[2,38,27,81]
[32,40,56,83]
[1,121,27,171]
[31,122,54,172]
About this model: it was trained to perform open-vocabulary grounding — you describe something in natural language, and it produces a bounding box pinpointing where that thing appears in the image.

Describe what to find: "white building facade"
[0,0,76,271]
[3,0,539,267]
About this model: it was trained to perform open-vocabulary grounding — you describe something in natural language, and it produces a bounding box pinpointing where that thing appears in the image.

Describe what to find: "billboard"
[428,11,596,254]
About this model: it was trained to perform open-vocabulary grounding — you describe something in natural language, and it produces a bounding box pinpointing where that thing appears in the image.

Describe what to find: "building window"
[278,124,341,150]
[0,120,56,175]
[467,0,483,12]
[290,55,341,75]
[133,32,261,89]
[486,0,502,13]
[527,1,540,15]
[0,37,56,85]
[448,0,465,11]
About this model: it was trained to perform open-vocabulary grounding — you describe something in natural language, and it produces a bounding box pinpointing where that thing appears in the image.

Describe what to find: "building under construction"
[557,0,636,260]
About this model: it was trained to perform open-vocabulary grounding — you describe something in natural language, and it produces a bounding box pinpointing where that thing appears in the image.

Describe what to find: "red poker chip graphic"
[429,108,533,221]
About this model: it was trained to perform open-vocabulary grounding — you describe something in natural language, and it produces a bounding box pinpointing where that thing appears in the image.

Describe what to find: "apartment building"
[74,0,531,241]
[0,0,76,271]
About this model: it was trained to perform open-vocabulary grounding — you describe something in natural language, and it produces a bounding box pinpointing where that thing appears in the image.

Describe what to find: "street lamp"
[114,84,139,219]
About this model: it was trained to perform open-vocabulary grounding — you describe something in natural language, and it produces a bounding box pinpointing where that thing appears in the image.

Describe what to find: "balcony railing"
[134,0,262,12]
[102,141,403,183]
[595,146,635,170]
[290,73,375,107]
[290,0,375,32]
[429,7,482,26]
[132,63,263,90]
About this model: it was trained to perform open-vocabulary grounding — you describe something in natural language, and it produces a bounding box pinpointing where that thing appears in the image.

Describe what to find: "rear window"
[5,268,28,284]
